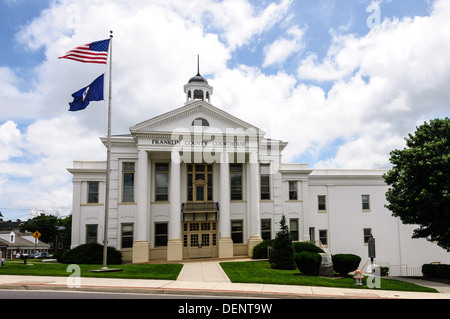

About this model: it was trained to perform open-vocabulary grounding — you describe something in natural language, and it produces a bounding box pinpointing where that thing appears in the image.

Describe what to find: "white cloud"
[0,116,105,212]
[263,25,306,67]
[0,121,23,161]
[204,0,293,50]
[293,0,450,167]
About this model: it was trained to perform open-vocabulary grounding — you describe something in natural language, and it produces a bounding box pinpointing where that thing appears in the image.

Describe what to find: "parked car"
[28,252,41,258]
[38,252,50,259]
[29,252,50,259]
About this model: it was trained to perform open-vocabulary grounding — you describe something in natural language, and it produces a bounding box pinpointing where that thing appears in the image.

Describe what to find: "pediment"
[130,100,265,136]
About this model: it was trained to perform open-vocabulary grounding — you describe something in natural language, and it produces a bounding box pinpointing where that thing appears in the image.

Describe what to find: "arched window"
[191,117,209,127]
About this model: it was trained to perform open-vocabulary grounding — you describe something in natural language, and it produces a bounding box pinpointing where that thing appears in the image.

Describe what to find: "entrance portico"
[131,146,263,261]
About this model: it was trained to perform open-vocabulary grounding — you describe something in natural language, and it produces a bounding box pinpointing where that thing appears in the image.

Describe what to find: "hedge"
[60,242,122,264]
[293,241,324,254]
[331,254,361,276]
[422,264,450,279]
[252,239,274,259]
[252,240,325,260]
[294,251,322,275]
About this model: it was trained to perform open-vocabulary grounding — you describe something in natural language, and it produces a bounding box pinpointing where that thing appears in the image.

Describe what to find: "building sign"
[151,139,247,147]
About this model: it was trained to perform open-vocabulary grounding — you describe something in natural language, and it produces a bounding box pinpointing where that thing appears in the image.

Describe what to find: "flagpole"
[102,30,113,270]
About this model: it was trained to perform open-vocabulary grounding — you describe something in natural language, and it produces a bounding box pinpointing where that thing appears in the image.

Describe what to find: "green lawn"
[0,259,439,293]
[0,260,183,280]
[220,261,438,293]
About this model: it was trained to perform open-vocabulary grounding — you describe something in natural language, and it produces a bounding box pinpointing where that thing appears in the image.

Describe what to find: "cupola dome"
[184,55,213,104]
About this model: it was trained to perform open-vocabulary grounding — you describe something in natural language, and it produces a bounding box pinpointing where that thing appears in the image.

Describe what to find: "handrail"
[181,202,219,212]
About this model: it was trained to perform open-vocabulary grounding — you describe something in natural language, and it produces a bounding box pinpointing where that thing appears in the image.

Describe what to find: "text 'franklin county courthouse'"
[68,69,450,272]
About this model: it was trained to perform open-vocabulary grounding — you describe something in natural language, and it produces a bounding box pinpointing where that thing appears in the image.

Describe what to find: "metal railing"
[181,202,219,212]
[387,264,422,277]
[362,261,423,277]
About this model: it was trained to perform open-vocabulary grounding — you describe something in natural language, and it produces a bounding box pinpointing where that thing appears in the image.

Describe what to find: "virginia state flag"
[69,74,104,111]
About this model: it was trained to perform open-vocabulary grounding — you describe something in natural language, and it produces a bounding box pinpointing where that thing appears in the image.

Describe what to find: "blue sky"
[1,0,448,221]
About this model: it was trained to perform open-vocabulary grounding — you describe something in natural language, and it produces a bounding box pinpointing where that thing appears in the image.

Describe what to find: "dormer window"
[10,231,15,243]
[191,117,209,127]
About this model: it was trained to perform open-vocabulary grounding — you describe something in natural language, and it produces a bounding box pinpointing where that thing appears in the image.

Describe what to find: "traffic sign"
[32,231,41,239]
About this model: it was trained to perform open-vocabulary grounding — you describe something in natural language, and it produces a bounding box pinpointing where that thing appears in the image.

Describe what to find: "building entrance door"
[183,163,217,259]
[183,221,217,259]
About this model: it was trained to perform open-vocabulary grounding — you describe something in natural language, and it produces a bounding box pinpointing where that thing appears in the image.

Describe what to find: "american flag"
[59,39,110,64]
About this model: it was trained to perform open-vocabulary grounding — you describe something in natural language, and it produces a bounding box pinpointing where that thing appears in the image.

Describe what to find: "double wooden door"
[183,221,217,259]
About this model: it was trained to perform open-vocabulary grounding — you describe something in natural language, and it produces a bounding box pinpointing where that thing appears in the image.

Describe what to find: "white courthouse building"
[68,70,450,270]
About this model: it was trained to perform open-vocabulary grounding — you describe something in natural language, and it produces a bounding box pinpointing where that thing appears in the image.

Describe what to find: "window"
[155,163,169,201]
[362,195,370,211]
[289,181,298,200]
[86,224,98,243]
[87,182,99,203]
[319,229,328,246]
[191,117,209,127]
[122,162,135,202]
[187,164,213,202]
[318,195,326,212]
[260,164,271,200]
[231,220,243,243]
[290,219,299,241]
[121,223,134,248]
[155,223,168,247]
[230,164,243,200]
[363,228,372,244]
[261,219,272,240]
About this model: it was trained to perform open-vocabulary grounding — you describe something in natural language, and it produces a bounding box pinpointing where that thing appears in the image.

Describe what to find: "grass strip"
[0,261,183,281]
[220,261,437,293]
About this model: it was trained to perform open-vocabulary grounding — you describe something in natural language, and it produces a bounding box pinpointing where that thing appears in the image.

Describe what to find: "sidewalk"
[1,259,449,299]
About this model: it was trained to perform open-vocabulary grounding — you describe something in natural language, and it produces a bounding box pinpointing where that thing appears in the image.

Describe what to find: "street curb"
[0,282,407,299]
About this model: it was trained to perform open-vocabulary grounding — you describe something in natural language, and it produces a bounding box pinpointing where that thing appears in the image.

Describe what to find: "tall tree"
[269,215,296,270]
[383,118,450,251]
[20,214,59,244]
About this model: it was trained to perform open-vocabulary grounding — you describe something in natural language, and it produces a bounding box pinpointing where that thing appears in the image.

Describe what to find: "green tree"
[383,118,450,251]
[58,214,72,249]
[20,213,59,244]
[269,215,296,270]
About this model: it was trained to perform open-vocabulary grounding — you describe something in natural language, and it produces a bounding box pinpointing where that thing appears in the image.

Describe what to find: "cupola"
[184,55,213,104]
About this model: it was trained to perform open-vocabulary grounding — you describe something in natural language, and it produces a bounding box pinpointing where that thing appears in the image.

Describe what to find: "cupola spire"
[184,55,213,104]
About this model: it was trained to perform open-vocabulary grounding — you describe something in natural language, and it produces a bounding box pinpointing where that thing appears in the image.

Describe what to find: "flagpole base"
[89,267,122,273]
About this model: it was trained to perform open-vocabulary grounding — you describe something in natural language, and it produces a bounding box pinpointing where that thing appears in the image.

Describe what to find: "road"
[0,289,253,299]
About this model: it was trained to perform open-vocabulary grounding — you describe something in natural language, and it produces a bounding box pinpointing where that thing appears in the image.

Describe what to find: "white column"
[167,150,182,261]
[219,152,233,258]
[133,149,150,263]
[248,151,262,255]
[71,180,82,248]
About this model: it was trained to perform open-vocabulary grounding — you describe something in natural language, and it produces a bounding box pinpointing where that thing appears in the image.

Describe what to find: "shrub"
[380,266,389,277]
[53,251,64,262]
[332,254,361,276]
[293,241,325,254]
[269,215,296,270]
[294,251,322,275]
[60,242,122,264]
[422,264,437,278]
[252,239,274,259]
[423,264,450,279]
[436,264,450,279]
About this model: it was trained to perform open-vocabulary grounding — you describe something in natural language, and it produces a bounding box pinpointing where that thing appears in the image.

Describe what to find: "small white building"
[68,70,450,271]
